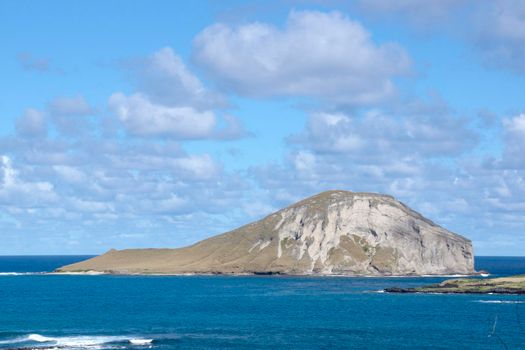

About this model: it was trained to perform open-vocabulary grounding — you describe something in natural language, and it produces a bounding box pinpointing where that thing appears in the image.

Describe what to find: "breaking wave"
[0,272,45,276]
[476,300,525,304]
[0,333,156,349]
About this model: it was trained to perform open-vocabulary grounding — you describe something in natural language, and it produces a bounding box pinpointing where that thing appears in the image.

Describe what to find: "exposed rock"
[385,275,525,294]
[57,190,474,275]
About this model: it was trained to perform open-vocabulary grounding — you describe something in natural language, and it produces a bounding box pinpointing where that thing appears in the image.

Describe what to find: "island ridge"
[57,190,474,276]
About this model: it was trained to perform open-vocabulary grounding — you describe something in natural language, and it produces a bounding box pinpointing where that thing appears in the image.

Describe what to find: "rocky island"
[56,190,474,276]
[385,275,525,294]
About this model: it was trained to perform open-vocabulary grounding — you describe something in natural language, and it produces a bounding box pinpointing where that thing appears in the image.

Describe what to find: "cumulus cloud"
[0,156,58,207]
[472,1,525,72]
[109,92,217,139]
[356,0,525,73]
[193,10,411,105]
[0,121,248,253]
[1,46,254,254]
[290,110,477,157]
[46,95,95,136]
[255,107,478,206]
[48,95,93,116]
[15,109,47,138]
[111,48,248,140]
[494,114,525,169]
[131,47,226,109]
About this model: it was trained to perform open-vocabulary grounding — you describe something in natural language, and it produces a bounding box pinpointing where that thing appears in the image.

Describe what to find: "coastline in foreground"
[385,274,525,294]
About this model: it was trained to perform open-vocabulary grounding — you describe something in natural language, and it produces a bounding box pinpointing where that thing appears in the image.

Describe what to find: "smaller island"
[385,275,525,294]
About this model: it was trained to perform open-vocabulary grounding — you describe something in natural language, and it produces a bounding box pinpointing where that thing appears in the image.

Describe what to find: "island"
[385,275,525,294]
[56,190,475,276]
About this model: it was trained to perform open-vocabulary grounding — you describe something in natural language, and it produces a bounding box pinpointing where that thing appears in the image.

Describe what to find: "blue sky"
[1,0,525,255]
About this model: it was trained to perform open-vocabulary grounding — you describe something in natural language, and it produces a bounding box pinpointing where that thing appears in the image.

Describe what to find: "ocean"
[0,256,524,349]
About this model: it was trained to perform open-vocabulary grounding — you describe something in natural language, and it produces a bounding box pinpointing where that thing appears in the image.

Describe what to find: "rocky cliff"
[57,190,475,275]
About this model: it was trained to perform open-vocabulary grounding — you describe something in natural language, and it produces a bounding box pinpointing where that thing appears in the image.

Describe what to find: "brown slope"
[57,190,474,275]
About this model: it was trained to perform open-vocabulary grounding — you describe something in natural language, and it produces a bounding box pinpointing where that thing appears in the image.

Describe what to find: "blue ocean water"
[0,256,524,349]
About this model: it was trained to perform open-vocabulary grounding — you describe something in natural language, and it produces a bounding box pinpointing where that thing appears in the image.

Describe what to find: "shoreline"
[384,274,525,294]
[47,270,488,278]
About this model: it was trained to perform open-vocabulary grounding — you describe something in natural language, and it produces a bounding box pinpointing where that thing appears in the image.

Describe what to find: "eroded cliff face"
[57,191,474,275]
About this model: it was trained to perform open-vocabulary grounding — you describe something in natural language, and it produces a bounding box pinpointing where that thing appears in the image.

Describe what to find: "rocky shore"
[385,275,525,294]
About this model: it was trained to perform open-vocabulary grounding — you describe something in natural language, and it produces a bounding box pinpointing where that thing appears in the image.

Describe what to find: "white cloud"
[131,47,226,109]
[472,0,525,72]
[193,10,411,105]
[48,95,93,116]
[291,109,476,157]
[0,126,251,254]
[15,109,47,138]
[70,198,114,213]
[53,165,87,183]
[294,151,317,173]
[171,154,219,180]
[503,113,525,135]
[498,113,525,169]
[1,47,249,254]
[109,92,217,139]
[357,0,525,73]
[0,155,57,207]
[46,95,95,136]
[109,48,248,141]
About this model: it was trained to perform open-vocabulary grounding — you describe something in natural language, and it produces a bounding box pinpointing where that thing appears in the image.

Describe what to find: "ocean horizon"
[0,255,524,349]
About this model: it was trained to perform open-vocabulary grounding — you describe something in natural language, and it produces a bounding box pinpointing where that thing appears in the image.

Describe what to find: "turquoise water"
[0,256,524,349]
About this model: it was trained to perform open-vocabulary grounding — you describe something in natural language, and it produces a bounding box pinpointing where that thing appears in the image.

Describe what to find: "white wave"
[28,333,55,342]
[0,337,26,345]
[476,300,525,304]
[0,333,156,348]
[54,335,132,347]
[419,274,471,278]
[0,272,45,276]
[129,338,153,345]
[359,274,475,278]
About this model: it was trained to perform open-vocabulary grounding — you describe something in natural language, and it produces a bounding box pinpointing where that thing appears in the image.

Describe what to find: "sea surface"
[0,256,524,349]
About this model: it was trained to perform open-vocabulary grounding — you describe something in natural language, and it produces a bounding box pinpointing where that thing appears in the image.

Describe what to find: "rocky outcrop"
[57,190,475,275]
[385,275,525,294]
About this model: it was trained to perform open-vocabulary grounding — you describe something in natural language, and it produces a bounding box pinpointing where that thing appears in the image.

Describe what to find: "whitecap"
[54,335,130,347]
[0,337,25,345]
[0,333,156,349]
[129,338,153,345]
[0,272,45,276]
[28,333,55,342]
[476,300,525,304]
[419,274,471,278]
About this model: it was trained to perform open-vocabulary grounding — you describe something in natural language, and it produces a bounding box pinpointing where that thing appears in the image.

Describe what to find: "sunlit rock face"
[58,190,474,276]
